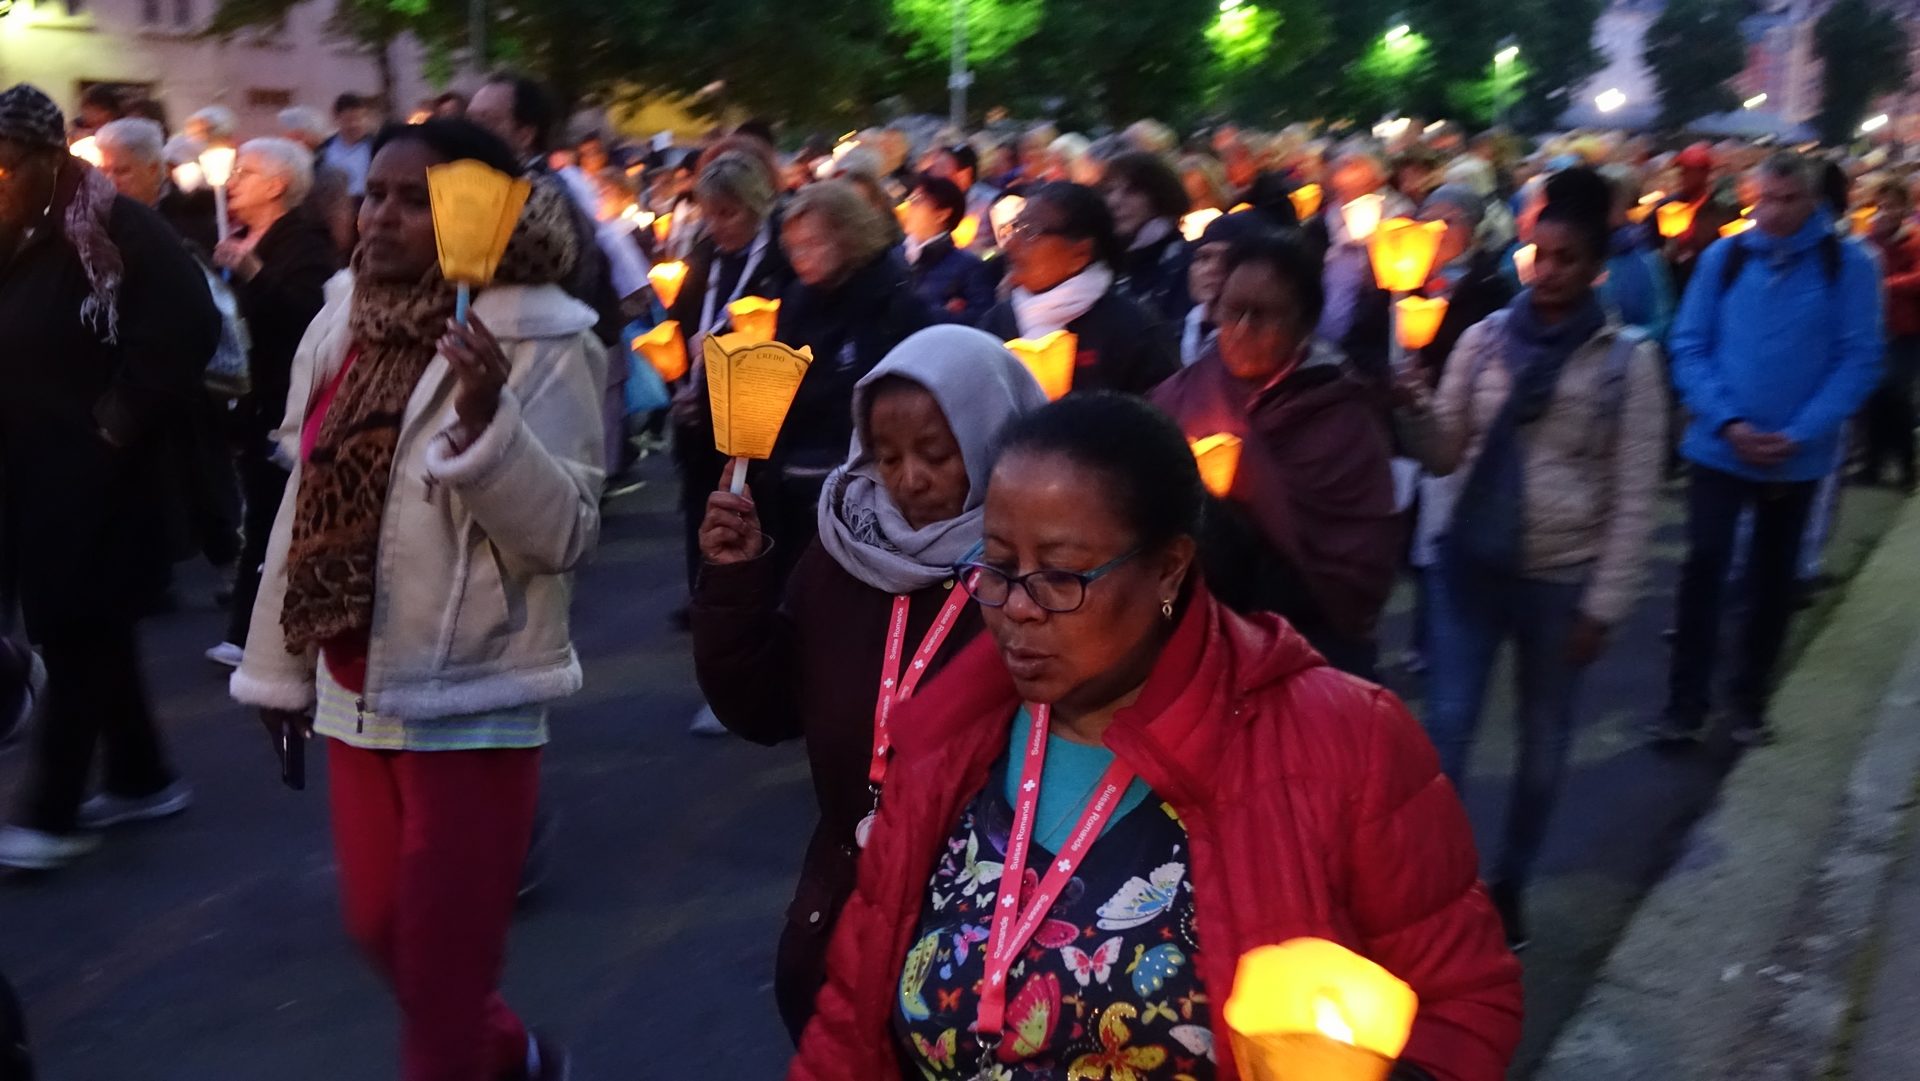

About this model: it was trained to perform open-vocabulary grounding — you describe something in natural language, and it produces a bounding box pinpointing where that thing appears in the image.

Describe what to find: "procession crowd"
[0,69,1904,1081]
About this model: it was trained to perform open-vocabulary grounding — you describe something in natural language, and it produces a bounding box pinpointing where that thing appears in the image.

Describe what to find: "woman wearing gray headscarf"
[690,324,1046,1042]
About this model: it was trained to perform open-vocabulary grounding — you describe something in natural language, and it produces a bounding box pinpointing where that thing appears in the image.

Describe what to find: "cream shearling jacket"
[231,273,607,719]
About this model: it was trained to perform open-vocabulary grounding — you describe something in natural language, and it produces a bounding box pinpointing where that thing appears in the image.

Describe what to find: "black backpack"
[1720,231,1842,292]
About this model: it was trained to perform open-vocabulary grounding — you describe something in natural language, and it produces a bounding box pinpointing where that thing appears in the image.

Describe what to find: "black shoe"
[1642,711,1705,746]
[1728,716,1776,747]
[1489,881,1530,953]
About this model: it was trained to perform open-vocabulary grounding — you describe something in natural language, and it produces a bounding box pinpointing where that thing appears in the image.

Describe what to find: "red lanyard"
[871,584,970,785]
[856,584,970,850]
[975,704,1136,1043]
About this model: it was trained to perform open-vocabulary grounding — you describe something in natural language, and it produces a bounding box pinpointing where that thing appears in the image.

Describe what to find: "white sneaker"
[204,642,244,668]
[688,705,729,737]
[77,780,194,830]
[0,825,102,871]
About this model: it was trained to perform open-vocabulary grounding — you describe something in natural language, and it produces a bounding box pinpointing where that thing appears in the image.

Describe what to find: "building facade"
[0,0,430,136]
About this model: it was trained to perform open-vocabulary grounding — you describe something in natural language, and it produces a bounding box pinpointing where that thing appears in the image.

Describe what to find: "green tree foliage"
[1643,0,1748,129]
[1815,0,1910,145]
[891,0,1044,68]
[1344,26,1436,119]
[1507,0,1603,125]
[983,0,1217,125]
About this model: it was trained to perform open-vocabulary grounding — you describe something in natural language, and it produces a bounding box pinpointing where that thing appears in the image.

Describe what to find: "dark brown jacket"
[691,540,982,1039]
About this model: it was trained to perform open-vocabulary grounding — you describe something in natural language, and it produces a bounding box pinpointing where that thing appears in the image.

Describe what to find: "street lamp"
[1595,88,1627,114]
[1493,39,1519,127]
[1495,44,1519,65]
[1384,23,1411,44]
[1744,92,1768,110]
[948,0,972,130]
[1862,113,1890,134]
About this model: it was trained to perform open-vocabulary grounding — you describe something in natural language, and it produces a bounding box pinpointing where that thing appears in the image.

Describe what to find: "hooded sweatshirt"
[1669,213,1883,482]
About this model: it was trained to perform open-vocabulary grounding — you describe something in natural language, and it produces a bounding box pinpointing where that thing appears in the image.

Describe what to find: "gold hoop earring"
[1161,599,1175,620]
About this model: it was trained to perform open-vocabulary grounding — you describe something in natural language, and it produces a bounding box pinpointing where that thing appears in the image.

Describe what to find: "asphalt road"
[0,453,1900,1080]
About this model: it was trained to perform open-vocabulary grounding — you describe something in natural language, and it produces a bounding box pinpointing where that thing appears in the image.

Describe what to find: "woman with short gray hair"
[203,136,341,669]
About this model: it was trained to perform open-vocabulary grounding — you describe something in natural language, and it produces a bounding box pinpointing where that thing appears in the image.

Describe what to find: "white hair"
[239,136,315,207]
[188,105,238,141]
[1049,133,1091,161]
[278,106,329,142]
[95,118,166,166]
[163,133,206,168]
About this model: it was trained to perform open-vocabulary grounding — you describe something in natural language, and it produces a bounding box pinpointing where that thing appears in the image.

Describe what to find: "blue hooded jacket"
[1668,212,1883,482]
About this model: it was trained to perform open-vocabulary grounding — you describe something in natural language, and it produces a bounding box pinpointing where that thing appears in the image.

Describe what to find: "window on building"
[246,88,293,110]
[142,0,160,22]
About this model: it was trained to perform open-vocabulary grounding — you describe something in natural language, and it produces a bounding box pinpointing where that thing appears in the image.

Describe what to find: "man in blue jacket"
[1652,151,1883,747]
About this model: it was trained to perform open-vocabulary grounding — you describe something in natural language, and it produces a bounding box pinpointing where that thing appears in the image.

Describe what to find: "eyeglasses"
[955,549,1140,614]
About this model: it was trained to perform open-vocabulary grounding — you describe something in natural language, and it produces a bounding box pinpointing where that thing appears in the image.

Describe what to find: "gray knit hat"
[0,84,66,149]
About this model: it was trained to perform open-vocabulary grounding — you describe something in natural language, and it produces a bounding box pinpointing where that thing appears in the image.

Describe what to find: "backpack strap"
[1594,325,1648,450]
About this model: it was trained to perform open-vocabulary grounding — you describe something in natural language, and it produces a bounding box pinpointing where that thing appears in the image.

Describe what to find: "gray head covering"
[817,324,1049,593]
[1422,184,1487,229]
[0,84,66,149]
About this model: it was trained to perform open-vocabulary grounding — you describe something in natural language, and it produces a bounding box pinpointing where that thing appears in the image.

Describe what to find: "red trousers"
[328,740,540,1081]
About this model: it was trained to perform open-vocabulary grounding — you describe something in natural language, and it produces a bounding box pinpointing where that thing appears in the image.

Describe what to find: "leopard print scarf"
[280,177,579,655]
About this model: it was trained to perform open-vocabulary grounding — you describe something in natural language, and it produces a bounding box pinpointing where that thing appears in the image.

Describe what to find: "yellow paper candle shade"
[653,211,673,245]
[952,214,981,250]
[1851,205,1878,235]
[1190,434,1244,498]
[634,320,689,383]
[1229,201,1254,214]
[427,160,532,287]
[1627,203,1654,225]
[1368,218,1447,293]
[1005,331,1078,401]
[1181,208,1224,242]
[1655,200,1695,240]
[728,296,782,343]
[648,260,689,309]
[1720,216,1756,239]
[1395,296,1450,351]
[1341,193,1385,244]
[1289,183,1324,220]
[1223,939,1418,1081]
[703,335,816,460]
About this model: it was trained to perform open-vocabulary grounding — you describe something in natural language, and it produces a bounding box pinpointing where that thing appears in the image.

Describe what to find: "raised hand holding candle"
[1224,939,1418,1081]
[1005,331,1078,401]
[704,335,815,495]
[727,296,782,343]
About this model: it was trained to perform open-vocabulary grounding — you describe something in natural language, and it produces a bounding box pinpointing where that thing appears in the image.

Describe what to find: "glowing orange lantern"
[952,215,981,249]
[1367,218,1447,293]
[1288,183,1324,220]
[728,296,782,342]
[1190,434,1244,498]
[1005,331,1078,401]
[1182,208,1224,242]
[633,320,689,382]
[1720,216,1756,239]
[648,260,688,309]
[653,211,673,245]
[1627,204,1654,225]
[1229,202,1254,214]
[1850,205,1877,235]
[1512,243,1537,286]
[1223,939,1418,1081]
[1395,296,1450,351]
[1340,193,1384,243]
[1655,201,1695,240]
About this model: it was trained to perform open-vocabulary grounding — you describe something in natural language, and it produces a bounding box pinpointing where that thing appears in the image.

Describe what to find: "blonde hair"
[785,179,894,271]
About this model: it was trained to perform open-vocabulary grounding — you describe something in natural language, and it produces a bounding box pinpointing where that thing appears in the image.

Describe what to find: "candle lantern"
[1005,331,1078,401]
[1223,939,1418,1081]
[1340,193,1385,244]
[426,160,532,323]
[1720,217,1756,239]
[1512,243,1537,286]
[1655,201,1695,240]
[69,136,101,166]
[951,214,981,250]
[199,145,238,240]
[1181,208,1224,242]
[1394,296,1450,351]
[1288,183,1324,220]
[989,195,1027,248]
[1367,218,1447,293]
[653,211,673,245]
[1850,205,1877,235]
[648,260,689,309]
[1190,434,1244,498]
[634,321,689,382]
[728,296,782,342]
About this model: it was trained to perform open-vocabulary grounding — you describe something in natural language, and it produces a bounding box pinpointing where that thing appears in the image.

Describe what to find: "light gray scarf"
[817,325,1049,593]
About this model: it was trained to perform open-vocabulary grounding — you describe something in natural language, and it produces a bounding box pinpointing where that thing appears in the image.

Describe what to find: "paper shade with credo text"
[1190,434,1244,498]
[1288,183,1323,220]
[1005,331,1078,401]
[633,321,689,382]
[1655,200,1695,240]
[1223,939,1418,1081]
[1368,218,1446,293]
[648,260,688,309]
[728,296,782,343]
[1395,296,1450,351]
[703,336,815,460]
[426,160,532,287]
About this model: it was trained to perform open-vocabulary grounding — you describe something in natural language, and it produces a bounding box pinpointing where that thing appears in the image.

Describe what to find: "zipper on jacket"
[356,697,367,734]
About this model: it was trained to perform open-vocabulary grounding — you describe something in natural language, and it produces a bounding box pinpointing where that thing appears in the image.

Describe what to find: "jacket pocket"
[443,529,521,668]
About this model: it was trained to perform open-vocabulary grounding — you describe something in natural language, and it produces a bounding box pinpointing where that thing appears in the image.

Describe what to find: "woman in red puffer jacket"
[789,393,1521,1081]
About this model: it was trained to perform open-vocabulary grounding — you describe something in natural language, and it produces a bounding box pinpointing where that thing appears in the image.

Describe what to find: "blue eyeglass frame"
[953,548,1142,614]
